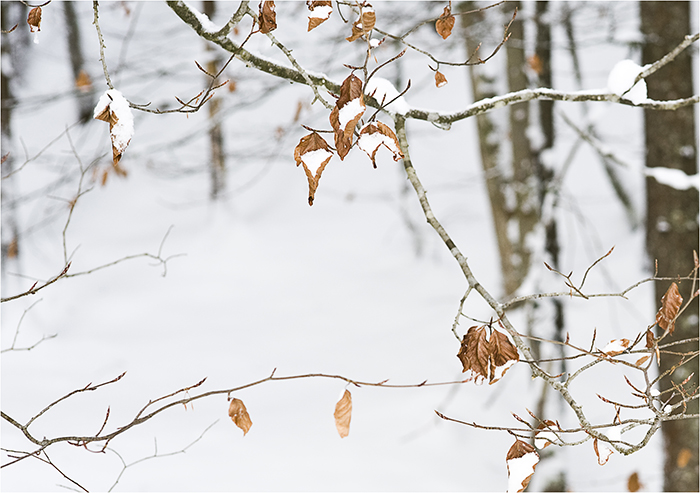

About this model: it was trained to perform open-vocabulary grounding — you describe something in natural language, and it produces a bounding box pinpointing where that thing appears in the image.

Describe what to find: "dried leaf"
[346,5,375,41]
[601,338,631,357]
[293,132,333,205]
[434,70,448,88]
[627,471,641,492]
[307,0,332,31]
[334,389,352,438]
[676,447,693,468]
[27,6,41,33]
[258,1,277,33]
[457,325,491,385]
[228,398,253,435]
[635,355,651,367]
[593,438,614,465]
[656,282,683,334]
[528,54,543,75]
[435,6,455,40]
[329,74,365,160]
[93,90,134,167]
[75,70,92,93]
[488,328,519,384]
[645,328,655,348]
[533,420,559,449]
[357,121,403,168]
[506,439,539,493]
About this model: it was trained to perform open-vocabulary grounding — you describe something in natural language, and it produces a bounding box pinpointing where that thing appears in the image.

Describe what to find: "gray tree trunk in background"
[203,1,226,200]
[641,2,699,491]
[63,1,94,123]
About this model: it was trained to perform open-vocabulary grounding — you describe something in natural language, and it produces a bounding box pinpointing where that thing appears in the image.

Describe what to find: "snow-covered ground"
[3,2,694,491]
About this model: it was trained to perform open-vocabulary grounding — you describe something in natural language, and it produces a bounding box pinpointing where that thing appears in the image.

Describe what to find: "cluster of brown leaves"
[457,323,519,385]
[228,390,353,439]
[294,73,403,205]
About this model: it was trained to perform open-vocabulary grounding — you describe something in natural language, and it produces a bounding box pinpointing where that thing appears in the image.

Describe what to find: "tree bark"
[63,2,94,123]
[641,2,699,491]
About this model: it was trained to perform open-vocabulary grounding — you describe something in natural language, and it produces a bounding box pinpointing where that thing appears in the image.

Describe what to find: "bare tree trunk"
[63,1,94,123]
[203,1,226,200]
[640,2,699,491]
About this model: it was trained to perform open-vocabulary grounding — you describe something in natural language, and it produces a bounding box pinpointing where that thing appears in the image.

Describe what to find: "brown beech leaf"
[334,389,352,438]
[635,355,651,367]
[228,398,253,435]
[457,325,491,385]
[307,0,332,31]
[434,70,448,88]
[258,1,277,33]
[357,121,403,168]
[329,74,365,160]
[506,439,539,493]
[27,6,41,33]
[488,328,519,384]
[346,5,375,41]
[75,70,92,93]
[645,328,655,348]
[533,420,560,449]
[656,282,683,334]
[593,438,614,465]
[293,132,333,205]
[601,338,631,357]
[93,90,134,167]
[435,6,455,40]
[627,471,642,492]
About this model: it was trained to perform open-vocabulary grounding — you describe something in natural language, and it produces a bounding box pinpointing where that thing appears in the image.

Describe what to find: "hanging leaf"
[258,1,277,33]
[346,5,375,41]
[357,121,403,168]
[506,439,539,493]
[27,6,41,33]
[334,389,352,438]
[533,420,560,449]
[93,89,134,168]
[307,0,332,31]
[645,328,655,348]
[635,355,651,367]
[601,338,631,357]
[593,426,622,466]
[435,6,455,40]
[656,282,683,335]
[627,472,642,492]
[228,398,253,435]
[457,325,491,385]
[329,74,365,159]
[435,70,448,88]
[457,324,519,385]
[488,328,519,384]
[293,132,333,205]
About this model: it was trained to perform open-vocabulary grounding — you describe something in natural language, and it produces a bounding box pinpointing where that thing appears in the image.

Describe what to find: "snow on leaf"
[488,328,519,384]
[607,59,648,105]
[27,6,41,33]
[533,420,560,449]
[435,70,448,88]
[357,121,403,168]
[293,132,333,205]
[307,0,332,31]
[329,74,365,160]
[334,389,352,438]
[593,426,622,465]
[656,282,683,335]
[601,338,631,357]
[93,89,134,167]
[435,6,455,40]
[228,398,253,435]
[258,1,277,33]
[506,439,539,493]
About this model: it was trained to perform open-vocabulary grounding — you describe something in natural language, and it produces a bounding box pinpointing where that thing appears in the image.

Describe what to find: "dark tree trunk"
[641,2,699,491]
[63,2,94,123]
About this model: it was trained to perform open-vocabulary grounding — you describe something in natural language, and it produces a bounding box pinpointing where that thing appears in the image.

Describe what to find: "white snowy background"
[1,2,697,491]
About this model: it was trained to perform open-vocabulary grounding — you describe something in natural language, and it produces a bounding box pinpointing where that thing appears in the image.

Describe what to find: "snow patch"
[338,98,365,129]
[645,167,699,190]
[94,89,134,154]
[365,77,410,114]
[607,60,649,105]
[301,148,332,175]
